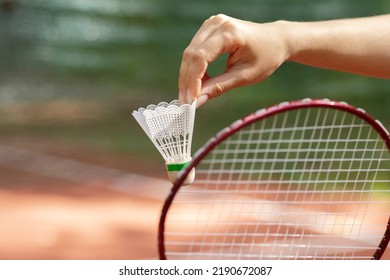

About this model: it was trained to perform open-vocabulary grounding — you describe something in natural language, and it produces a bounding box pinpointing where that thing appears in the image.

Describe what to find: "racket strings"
[164,107,390,260]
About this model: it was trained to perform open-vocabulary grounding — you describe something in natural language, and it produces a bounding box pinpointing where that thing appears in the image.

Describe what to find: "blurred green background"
[1,0,389,161]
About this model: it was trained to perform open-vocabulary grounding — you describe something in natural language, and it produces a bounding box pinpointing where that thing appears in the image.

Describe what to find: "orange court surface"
[0,137,169,260]
[0,138,389,260]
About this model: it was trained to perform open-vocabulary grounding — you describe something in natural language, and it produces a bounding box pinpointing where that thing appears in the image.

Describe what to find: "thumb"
[200,69,249,100]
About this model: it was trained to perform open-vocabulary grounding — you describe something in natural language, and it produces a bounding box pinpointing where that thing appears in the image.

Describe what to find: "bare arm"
[285,15,390,79]
[179,14,390,106]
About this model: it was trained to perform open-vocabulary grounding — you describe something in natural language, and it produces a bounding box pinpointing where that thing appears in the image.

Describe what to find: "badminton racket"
[159,98,390,260]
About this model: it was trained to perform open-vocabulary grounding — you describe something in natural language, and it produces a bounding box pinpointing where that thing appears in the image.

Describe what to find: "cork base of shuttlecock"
[165,162,195,185]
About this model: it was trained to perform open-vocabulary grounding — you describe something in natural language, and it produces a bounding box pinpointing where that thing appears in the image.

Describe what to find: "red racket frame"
[158,99,390,260]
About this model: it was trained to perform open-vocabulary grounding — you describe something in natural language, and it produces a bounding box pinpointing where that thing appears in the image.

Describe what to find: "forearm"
[279,15,390,78]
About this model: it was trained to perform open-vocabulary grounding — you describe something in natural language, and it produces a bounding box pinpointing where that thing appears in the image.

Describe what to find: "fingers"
[179,14,234,104]
[200,65,253,100]
[195,70,247,108]
[179,16,290,106]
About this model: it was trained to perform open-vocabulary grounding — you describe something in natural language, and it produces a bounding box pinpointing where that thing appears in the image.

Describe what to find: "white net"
[163,106,390,260]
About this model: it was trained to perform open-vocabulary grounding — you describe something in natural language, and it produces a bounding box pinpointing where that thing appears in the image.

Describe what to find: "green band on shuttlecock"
[166,162,190,172]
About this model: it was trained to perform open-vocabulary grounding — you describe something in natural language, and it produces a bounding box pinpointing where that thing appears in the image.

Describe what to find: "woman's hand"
[178,14,289,106]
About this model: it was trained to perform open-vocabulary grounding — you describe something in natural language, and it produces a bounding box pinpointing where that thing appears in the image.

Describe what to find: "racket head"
[159,99,390,260]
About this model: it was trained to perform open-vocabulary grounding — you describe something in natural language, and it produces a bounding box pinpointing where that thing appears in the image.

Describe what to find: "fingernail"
[196,95,208,108]
[186,89,193,104]
[179,91,185,104]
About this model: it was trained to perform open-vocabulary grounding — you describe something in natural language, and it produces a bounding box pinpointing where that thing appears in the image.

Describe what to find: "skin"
[178,14,390,107]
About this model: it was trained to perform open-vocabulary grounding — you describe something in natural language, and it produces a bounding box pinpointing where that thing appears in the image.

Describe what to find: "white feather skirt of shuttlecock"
[132,100,196,185]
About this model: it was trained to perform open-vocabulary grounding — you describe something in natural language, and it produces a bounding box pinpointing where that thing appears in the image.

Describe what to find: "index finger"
[178,15,233,103]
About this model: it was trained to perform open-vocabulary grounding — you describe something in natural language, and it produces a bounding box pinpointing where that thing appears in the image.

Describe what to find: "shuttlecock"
[132,100,196,185]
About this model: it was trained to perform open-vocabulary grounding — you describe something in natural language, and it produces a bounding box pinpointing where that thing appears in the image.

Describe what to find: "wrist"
[271,20,302,63]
